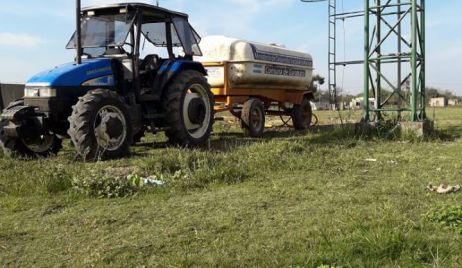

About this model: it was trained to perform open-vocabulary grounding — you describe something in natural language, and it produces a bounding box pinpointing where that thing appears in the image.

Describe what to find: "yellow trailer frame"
[202,61,314,137]
[202,61,311,113]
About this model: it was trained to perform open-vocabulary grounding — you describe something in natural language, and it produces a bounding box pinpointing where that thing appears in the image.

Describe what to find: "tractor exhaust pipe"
[76,0,82,64]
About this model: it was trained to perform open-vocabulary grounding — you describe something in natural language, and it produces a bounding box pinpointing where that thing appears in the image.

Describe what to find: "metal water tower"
[302,0,426,122]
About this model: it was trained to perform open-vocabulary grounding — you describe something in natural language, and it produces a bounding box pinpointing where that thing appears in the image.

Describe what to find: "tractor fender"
[154,60,207,96]
[1,104,41,138]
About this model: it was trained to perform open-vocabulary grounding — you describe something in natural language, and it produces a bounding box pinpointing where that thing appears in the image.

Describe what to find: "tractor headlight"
[24,87,57,98]
[39,88,57,97]
[24,88,40,97]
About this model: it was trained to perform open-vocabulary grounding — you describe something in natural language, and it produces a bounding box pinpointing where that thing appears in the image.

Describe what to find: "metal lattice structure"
[328,0,337,110]
[302,0,426,122]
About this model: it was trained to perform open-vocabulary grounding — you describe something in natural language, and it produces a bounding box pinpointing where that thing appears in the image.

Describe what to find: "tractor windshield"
[66,13,135,49]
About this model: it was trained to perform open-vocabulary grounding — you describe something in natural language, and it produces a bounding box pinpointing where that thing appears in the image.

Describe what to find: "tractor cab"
[1,3,214,160]
[66,3,203,96]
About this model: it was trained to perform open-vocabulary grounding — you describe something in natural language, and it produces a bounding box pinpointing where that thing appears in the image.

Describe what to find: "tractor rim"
[22,134,55,153]
[183,83,212,139]
[93,105,127,151]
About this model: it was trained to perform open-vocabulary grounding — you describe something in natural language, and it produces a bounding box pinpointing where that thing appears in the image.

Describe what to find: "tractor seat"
[141,54,161,72]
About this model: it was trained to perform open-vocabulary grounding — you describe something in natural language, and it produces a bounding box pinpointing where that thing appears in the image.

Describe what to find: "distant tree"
[315,90,331,103]
[426,87,441,99]
[326,86,461,104]
[425,87,461,100]
[310,74,325,101]
[310,74,325,92]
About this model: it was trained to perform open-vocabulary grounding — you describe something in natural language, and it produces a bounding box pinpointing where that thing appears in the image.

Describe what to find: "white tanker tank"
[196,36,314,91]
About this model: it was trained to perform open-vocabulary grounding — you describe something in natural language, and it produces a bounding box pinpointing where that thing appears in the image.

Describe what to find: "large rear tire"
[164,70,214,147]
[292,97,313,130]
[68,89,132,161]
[0,100,62,158]
[241,98,265,137]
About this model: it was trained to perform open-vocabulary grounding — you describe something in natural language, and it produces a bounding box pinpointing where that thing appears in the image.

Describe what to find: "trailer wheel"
[292,97,313,130]
[241,98,265,137]
[0,100,62,158]
[68,89,132,161]
[164,70,214,147]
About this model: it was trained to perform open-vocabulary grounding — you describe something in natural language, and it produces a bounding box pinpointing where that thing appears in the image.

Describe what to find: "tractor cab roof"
[82,2,189,23]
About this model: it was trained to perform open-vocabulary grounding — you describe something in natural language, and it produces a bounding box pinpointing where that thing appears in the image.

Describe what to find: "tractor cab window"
[141,18,202,56]
[66,13,135,49]
[141,22,181,47]
[172,18,202,56]
[82,47,106,58]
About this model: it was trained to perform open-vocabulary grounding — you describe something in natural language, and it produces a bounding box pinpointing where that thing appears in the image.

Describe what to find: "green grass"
[1,108,462,267]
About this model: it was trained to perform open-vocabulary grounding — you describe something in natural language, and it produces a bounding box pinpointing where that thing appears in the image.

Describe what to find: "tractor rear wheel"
[0,100,62,158]
[292,97,313,130]
[68,89,132,161]
[241,98,265,137]
[164,70,214,147]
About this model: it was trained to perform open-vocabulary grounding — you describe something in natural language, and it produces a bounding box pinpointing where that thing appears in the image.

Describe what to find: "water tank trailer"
[197,36,315,137]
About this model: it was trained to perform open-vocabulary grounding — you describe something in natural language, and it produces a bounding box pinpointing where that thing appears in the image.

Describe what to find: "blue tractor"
[0,3,214,160]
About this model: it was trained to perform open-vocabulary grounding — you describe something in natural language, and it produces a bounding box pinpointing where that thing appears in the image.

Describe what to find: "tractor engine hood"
[26,58,114,88]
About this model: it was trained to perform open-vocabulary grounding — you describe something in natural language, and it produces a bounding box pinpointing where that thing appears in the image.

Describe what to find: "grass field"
[1,107,461,267]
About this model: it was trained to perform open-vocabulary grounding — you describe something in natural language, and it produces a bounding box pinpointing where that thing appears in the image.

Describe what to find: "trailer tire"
[0,100,62,158]
[292,97,313,130]
[68,89,132,161]
[164,70,214,147]
[241,98,265,137]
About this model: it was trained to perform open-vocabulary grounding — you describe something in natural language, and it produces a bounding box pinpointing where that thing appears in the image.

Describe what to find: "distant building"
[350,97,377,110]
[448,99,460,106]
[339,102,350,110]
[429,97,448,107]
[310,101,330,111]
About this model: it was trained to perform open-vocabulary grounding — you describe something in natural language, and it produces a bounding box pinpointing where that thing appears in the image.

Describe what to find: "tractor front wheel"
[68,89,132,161]
[0,100,62,158]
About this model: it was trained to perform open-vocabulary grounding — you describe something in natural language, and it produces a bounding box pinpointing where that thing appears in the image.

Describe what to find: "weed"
[44,164,73,194]
[72,169,137,198]
[425,205,462,234]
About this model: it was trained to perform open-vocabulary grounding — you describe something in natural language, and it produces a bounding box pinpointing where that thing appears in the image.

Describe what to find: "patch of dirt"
[41,204,66,216]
